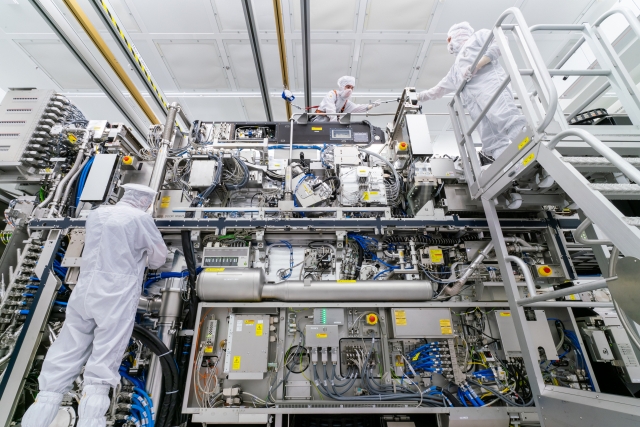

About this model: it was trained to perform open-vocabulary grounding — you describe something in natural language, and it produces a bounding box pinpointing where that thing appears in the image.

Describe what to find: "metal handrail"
[452,7,558,134]
[546,128,640,184]
[594,7,640,37]
[505,255,537,297]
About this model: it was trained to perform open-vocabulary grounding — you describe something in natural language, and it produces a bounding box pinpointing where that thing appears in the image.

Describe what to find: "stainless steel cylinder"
[158,288,182,322]
[262,280,433,301]
[148,102,179,195]
[196,268,266,301]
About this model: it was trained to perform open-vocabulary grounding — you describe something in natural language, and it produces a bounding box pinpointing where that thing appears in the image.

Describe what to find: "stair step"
[563,156,640,172]
[624,217,640,226]
[589,183,640,200]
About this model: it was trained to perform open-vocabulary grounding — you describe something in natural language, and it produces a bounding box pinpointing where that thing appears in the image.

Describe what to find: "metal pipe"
[300,0,312,109]
[48,150,85,217]
[547,69,611,76]
[60,156,90,212]
[148,103,180,195]
[272,0,292,119]
[241,0,273,121]
[566,82,611,122]
[573,218,611,246]
[529,24,585,32]
[547,128,640,184]
[442,241,494,296]
[517,277,615,306]
[554,37,586,70]
[284,165,293,201]
[505,255,537,297]
[289,119,294,162]
[262,280,433,301]
[36,174,61,210]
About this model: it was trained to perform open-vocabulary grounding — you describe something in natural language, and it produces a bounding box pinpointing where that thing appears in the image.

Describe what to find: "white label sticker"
[236,320,243,332]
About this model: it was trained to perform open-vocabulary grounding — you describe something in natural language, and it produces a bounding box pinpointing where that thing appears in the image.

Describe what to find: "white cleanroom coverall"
[22,184,167,427]
[313,75,382,122]
[418,22,527,159]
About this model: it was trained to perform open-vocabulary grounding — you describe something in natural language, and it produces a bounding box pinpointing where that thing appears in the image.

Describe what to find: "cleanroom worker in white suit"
[418,22,528,162]
[313,76,382,122]
[22,184,167,427]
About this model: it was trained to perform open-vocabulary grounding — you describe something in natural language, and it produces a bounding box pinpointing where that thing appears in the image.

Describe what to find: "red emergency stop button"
[538,266,553,277]
[123,156,133,165]
[398,141,408,151]
[366,313,378,325]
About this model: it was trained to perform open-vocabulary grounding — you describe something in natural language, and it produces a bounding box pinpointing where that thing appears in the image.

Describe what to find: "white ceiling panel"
[432,0,517,33]
[242,97,267,121]
[0,3,52,34]
[260,41,288,89]
[224,40,260,89]
[364,0,437,31]
[16,40,97,90]
[180,97,245,121]
[415,42,453,91]
[212,0,276,32]
[291,0,358,31]
[129,0,215,33]
[156,41,229,90]
[109,0,142,33]
[0,40,57,90]
[293,41,354,91]
[67,95,127,123]
[357,41,421,90]
[520,0,592,26]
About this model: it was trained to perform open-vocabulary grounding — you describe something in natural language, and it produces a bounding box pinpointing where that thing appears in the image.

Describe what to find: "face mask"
[340,88,353,98]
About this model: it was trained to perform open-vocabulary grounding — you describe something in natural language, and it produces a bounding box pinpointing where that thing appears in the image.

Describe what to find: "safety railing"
[448,7,561,191]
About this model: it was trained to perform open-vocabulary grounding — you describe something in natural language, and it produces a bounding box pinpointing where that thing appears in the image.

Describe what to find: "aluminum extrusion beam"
[241,0,273,121]
[300,0,312,110]
[26,0,149,139]
[88,0,190,129]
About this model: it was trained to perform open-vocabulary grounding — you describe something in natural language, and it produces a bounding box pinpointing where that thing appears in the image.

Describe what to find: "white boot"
[77,385,110,427]
[21,391,63,427]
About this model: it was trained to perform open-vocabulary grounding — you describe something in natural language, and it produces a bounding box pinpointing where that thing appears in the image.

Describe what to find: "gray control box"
[313,308,344,326]
[224,314,270,380]
[390,308,453,338]
[489,310,558,360]
[305,325,339,348]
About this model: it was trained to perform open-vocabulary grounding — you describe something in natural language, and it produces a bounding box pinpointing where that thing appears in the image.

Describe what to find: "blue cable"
[267,145,322,150]
[54,301,67,306]
[133,387,154,417]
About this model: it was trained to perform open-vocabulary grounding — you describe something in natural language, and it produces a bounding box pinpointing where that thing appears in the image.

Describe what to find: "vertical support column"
[148,103,180,201]
[300,0,312,110]
[272,0,292,119]
[241,0,273,121]
[480,197,546,425]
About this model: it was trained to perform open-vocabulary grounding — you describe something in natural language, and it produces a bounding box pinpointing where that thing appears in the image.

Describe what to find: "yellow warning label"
[394,310,406,319]
[362,191,379,201]
[68,134,77,143]
[160,196,171,208]
[395,362,404,367]
[316,333,328,338]
[522,152,535,166]
[430,249,444,263]
[441,327,453,334]
[439,319,451,327]
[412,352,421,361]
[232,356,241,370]
[396,318,407,326]
[256,323,263,336]
[518,136,530,150]
[500,312,511,317]
[311,127,322,131]
[337,280,356,283]
[204,345,214,354]
[244,320,255,325]
[205,267,225,272]
[568,294,578,301]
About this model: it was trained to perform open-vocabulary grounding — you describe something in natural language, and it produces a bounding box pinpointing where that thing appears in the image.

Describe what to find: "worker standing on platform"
[22,184,167,427]
[313,76,382,122]
[417,22,527,164]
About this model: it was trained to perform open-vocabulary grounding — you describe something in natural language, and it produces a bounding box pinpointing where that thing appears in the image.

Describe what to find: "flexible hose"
[224,155,249,190]
[60,156,90,215]
[47,150,85,216]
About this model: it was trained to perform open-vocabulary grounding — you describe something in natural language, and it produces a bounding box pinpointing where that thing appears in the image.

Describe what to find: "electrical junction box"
[405,114,432,156]
[489,310,558,360]
[188,160,218,189]
[333,146,360,165]
[608,327,640,383]
[224,314,270,380]
[313,308,344,326]
[429,158,456,179]
[155,189,188,219]
[390,308,453,338]
[339,165,387,206]
[305,325,339,348]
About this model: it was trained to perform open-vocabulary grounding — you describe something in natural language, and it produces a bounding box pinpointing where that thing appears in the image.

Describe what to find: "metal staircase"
[448,6,640,426]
